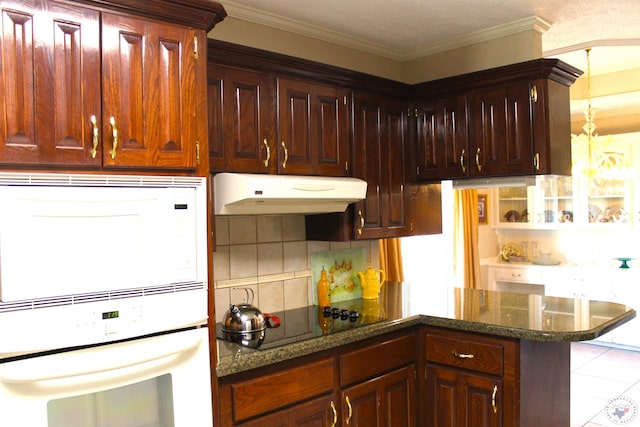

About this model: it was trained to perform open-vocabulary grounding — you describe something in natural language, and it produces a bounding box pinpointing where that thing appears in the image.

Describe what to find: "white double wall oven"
[0,173,213,427]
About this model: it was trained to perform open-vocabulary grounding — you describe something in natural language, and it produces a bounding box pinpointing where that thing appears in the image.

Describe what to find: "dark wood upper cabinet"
[0,2,101,167]
[411,59,582,182]
[208,65,276,173]
[0,0,224,171]
[207,66,351,176]
[349,93,410,239]
[409,94,468,181]
[277,78,350,176]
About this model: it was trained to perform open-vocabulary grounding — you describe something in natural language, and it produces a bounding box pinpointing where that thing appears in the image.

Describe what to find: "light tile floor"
[571,342,640,426]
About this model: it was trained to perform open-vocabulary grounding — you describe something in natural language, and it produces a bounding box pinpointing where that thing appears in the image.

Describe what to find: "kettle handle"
[377,270,386,288]
[233,286,255,305]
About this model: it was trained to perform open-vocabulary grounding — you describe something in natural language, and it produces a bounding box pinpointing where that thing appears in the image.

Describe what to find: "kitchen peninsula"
[215,283,635,426]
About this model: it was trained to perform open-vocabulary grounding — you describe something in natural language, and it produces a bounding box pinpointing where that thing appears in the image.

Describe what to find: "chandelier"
[570,48,630,180]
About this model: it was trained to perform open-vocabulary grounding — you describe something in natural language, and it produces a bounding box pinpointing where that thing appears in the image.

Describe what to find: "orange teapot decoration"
[358,264,386,299]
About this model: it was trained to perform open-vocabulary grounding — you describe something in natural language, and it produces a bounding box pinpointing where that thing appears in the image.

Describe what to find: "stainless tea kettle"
[221,288,280,348]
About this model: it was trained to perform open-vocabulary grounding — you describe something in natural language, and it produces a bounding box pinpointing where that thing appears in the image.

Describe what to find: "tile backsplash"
[212,215,379,322]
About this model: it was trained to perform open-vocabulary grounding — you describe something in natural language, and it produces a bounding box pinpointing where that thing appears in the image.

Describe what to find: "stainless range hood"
[213,173,367,215]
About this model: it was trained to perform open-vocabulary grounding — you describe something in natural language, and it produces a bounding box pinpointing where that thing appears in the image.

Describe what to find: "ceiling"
[221,0,640,133]
[221,0,640,73]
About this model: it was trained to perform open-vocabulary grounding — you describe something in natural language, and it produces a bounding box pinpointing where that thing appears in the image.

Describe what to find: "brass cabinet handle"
[451,351,475,359]
[196,141,201,166]
[531,85,538,102]
[330,401,337,427]
[492,385,498,413]
[262,138,271,167]
[533,152,540,171]
[475,147,482,172]
[281,141,288,168]
[109,116,118,160]
[90,115,99,159]
[357,210,364,235]
[460,149,466,173]
[345,395,353,424]
[193,35,199,59]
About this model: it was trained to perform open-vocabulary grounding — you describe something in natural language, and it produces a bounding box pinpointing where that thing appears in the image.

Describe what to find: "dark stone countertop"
[216,283,635,377]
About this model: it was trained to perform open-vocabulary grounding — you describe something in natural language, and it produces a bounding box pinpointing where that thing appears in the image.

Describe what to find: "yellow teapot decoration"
[358,264,386,299]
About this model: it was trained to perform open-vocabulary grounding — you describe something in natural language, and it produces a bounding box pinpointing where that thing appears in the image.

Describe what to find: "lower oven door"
[0,327,212,427]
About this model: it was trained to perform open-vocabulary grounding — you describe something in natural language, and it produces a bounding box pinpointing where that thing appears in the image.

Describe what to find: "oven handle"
[0,329,203,384]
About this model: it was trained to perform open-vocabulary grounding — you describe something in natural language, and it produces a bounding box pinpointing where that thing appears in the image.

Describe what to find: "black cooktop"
[216,300,387,350]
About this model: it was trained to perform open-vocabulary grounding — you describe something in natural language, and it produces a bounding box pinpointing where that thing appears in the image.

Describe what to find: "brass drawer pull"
[330,401,337,427]
[451,351,475,359]
[460,149,466,173]
[345,395,353,424]
[492,384,498,413]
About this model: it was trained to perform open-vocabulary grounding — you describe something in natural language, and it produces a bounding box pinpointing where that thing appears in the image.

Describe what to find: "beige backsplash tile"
[229,244,258,279]
[257,216,283,242]
[283,215,305,241]
[258,281,285,313]
[215,217,230,246]
[212,214,379,313]
[258,242,284,276]
[283,241,308,272]
[229,217,257,244]
[212,245,230,281]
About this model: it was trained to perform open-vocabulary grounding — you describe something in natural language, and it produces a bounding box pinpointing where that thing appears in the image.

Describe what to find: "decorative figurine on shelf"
[616,258,633,269]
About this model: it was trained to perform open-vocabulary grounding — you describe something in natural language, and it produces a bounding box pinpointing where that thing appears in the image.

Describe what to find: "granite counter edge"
[215,309,636,377]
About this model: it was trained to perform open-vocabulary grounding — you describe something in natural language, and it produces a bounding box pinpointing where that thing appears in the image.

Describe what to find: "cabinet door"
[102,13,202,169]
[277,78,350,176]
[341,365,416,427]
[352,92,384,238]
[240,394,337,427]
[352,93,409,239]
[426,366,502,427]
[209,65,276,173]
[0,1,101,166]
[468,83,534,177]
[411,95,468,182]
[384,101,409,236]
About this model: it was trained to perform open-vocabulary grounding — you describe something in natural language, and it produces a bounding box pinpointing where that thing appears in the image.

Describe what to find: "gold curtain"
[379,238,403,319]
[453,189,482,288]
[379,238,404,282]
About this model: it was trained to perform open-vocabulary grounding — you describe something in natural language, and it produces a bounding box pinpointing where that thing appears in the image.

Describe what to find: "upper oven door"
[0,183,204,303]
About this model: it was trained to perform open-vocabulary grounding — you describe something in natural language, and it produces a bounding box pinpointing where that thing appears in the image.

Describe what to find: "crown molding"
[222,1,403,60]
[222,2,550,62]
[406,16,551,60]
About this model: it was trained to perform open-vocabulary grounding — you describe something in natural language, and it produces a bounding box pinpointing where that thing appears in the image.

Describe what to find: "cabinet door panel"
[503,83,534,173]
[381,366,416,427]
[353,93,384,237]
[277,78,313,174]
[342,386,379,427]
[441,95,468,178]
[466,375,502,427]
[426,367,459,427]
[469,84,534,177]
[102,13,197,168]
[209,66,275,173]
[0,2,100,166]
[384,103,408,234]
[290,395,336,427]
[469,88,505,176]
[316,89,349,176]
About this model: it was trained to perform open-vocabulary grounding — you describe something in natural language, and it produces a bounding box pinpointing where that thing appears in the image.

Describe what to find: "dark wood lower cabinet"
[239,394,338,427]
[217,330,418,427]
[342,365,416,427]
[425,366,502,427]
[216,326,570,427]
